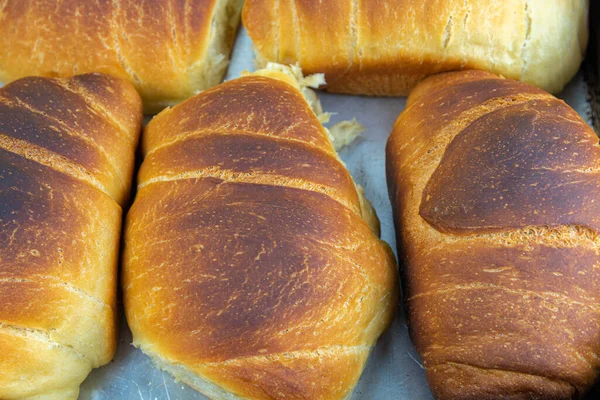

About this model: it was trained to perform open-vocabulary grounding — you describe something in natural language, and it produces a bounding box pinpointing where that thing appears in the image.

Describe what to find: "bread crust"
[244,0,589,95]
[0,74,142,399]
[386,70,600,399]
[0,0,244,113]
[124,74,398,399]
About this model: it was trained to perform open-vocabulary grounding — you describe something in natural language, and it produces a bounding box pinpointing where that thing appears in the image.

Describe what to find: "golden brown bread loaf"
[0,0,243,114]
[123,66,398,399]
[0,74,142,399]
[243,0,589,96]
[386,69,600,399]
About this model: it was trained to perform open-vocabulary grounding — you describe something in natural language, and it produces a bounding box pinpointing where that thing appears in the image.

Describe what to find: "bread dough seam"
[0,322,91,364]
[138,167,361,216]
[144,128,335,158]
[0,132,114,200]
[0,276,112,310]
[170,343,373,367]
[408,282,599,311]
[428,360,580,396]
[0,95,125,188]
[57,79,137,146]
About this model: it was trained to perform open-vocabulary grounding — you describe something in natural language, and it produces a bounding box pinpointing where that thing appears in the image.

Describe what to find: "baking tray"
[67,20,600,399]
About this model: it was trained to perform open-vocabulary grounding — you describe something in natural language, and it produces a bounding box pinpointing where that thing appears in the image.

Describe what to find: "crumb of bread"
[328,118,365,151]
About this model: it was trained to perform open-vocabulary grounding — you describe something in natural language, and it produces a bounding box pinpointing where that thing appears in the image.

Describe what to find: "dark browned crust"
[387,70,600,399]
[139,133,361,213]
[142,76,333,155]
[0,73,142,205]
[420,98,600,234]
[128,179,388,361]
[0,73,142,398]
[124,75,398,399]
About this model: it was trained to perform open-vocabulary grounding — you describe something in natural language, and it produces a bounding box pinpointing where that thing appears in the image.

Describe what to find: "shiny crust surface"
[0,74,142,399]
[243,0,588,95]
[387,70,600,399]
[0,0,244,113]
[124,75,398,399]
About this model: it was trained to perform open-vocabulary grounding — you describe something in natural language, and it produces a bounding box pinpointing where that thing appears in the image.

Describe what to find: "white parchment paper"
[77,27,594,400]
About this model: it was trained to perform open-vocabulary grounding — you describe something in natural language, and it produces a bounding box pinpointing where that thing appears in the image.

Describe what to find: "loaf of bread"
[0,74,142,399]
[123,65,398,399]
[387,69,600,399]
[243,0,588,96]
[0,0,243,114]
